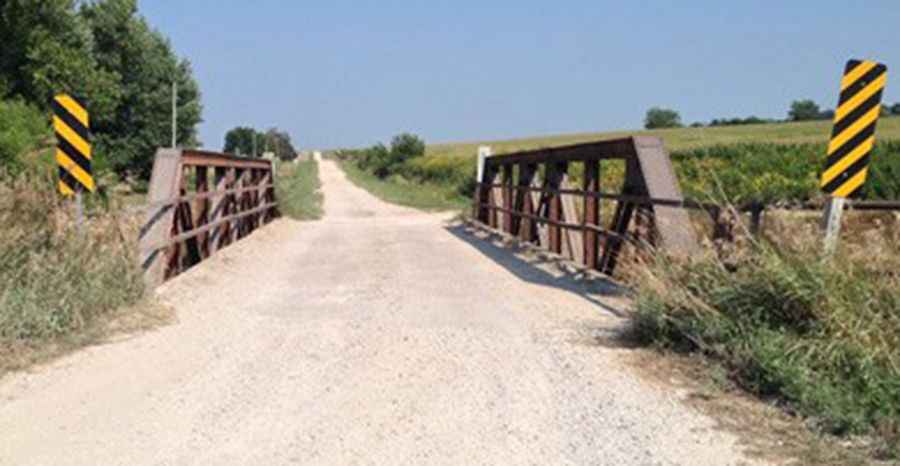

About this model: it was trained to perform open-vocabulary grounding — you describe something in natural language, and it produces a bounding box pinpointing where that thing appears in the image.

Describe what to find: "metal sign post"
[53,94,94,233]
[819,59,888,253]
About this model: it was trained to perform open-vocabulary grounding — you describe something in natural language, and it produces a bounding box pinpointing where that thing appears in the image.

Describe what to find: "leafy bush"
[350,133,426,179]
[632,242,900,456]
[0,99,50,171]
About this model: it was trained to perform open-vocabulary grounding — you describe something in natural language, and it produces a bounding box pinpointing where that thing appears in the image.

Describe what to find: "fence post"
[822,197,846,255]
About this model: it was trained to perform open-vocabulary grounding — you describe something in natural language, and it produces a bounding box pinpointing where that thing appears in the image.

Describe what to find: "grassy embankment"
[276,158,324,220]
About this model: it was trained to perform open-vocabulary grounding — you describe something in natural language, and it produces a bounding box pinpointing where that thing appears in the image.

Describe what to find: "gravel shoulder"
[0,160,765,465]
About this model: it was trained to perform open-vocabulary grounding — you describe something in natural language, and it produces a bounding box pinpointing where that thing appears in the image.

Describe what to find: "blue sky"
[141,1,900,151]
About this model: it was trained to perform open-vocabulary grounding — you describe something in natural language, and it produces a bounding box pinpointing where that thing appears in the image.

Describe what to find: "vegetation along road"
[0,160,766,465]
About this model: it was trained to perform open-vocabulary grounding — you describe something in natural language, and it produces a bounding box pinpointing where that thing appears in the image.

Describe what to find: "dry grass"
[0,170,168,377]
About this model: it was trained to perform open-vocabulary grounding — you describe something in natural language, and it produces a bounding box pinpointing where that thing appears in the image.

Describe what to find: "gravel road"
[0,160,764,465]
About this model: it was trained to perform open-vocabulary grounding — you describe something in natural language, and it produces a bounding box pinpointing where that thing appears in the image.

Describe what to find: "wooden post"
[822,196,846,255]
[583,161,600,269]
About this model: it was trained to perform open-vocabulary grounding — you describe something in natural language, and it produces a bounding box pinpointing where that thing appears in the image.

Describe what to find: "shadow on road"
[444,222,631,319]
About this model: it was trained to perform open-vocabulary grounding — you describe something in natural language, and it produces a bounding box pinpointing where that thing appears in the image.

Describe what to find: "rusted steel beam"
[501,165,514,234]
[182,150,272,169]
[143,202,279,252]
[583,161,600,270]
[194,166,210,258]
[482,137,637,166]
[547,163,564,254]
[514,163,536,240]
[139,149,279,287]
[208,167,228,255]
[472,135,700,277]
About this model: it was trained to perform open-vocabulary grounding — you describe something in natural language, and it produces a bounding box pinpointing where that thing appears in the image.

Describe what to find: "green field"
[427,117,900,158]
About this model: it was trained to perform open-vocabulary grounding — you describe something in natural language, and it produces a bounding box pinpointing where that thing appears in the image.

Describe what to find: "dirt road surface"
[0,160,764,465]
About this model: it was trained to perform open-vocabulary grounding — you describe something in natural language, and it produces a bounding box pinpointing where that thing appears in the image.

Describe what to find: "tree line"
[223,126,298,161]
[0,0,202,179]
[645,100,900,129]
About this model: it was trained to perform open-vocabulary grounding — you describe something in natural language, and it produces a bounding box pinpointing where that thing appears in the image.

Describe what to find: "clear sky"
[141,1,900,151]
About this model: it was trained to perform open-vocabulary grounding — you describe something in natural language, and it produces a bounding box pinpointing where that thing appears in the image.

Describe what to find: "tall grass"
[0,170,145,372]
[630,233,900,458]
[275,159,324,220]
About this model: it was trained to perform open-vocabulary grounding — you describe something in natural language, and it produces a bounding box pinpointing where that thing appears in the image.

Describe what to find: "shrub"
[0,99,51,172]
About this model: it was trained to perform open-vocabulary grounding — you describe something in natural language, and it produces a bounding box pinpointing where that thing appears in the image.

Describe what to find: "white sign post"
[476,145,492,183]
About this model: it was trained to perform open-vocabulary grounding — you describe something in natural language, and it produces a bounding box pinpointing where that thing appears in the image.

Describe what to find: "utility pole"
[171,81,177,148]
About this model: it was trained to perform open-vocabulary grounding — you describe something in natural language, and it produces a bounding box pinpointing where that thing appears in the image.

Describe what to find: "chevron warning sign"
[821,59,888,198]
[52,94,95,196]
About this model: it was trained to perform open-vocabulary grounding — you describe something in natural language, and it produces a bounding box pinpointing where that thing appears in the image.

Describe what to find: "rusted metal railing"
[473,136,701,276]
[139,149,279,287]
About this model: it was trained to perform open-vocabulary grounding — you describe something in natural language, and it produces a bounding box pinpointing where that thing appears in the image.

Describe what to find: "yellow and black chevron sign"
[52,94,95,195]
[821,59,888,198]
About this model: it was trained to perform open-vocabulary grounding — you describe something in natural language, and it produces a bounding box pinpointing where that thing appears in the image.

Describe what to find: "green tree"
[788,99,822,121]
[262,128,297,161]
[0,0,203,179]
[0,0,121,117]
[644,107,682,129]
[389,133,425,159]
[224,126,264,156]
[80,0,202,178]
[891,103,900,116]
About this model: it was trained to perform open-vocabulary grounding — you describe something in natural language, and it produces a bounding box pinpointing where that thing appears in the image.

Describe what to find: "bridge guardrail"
[139,148,279,287]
